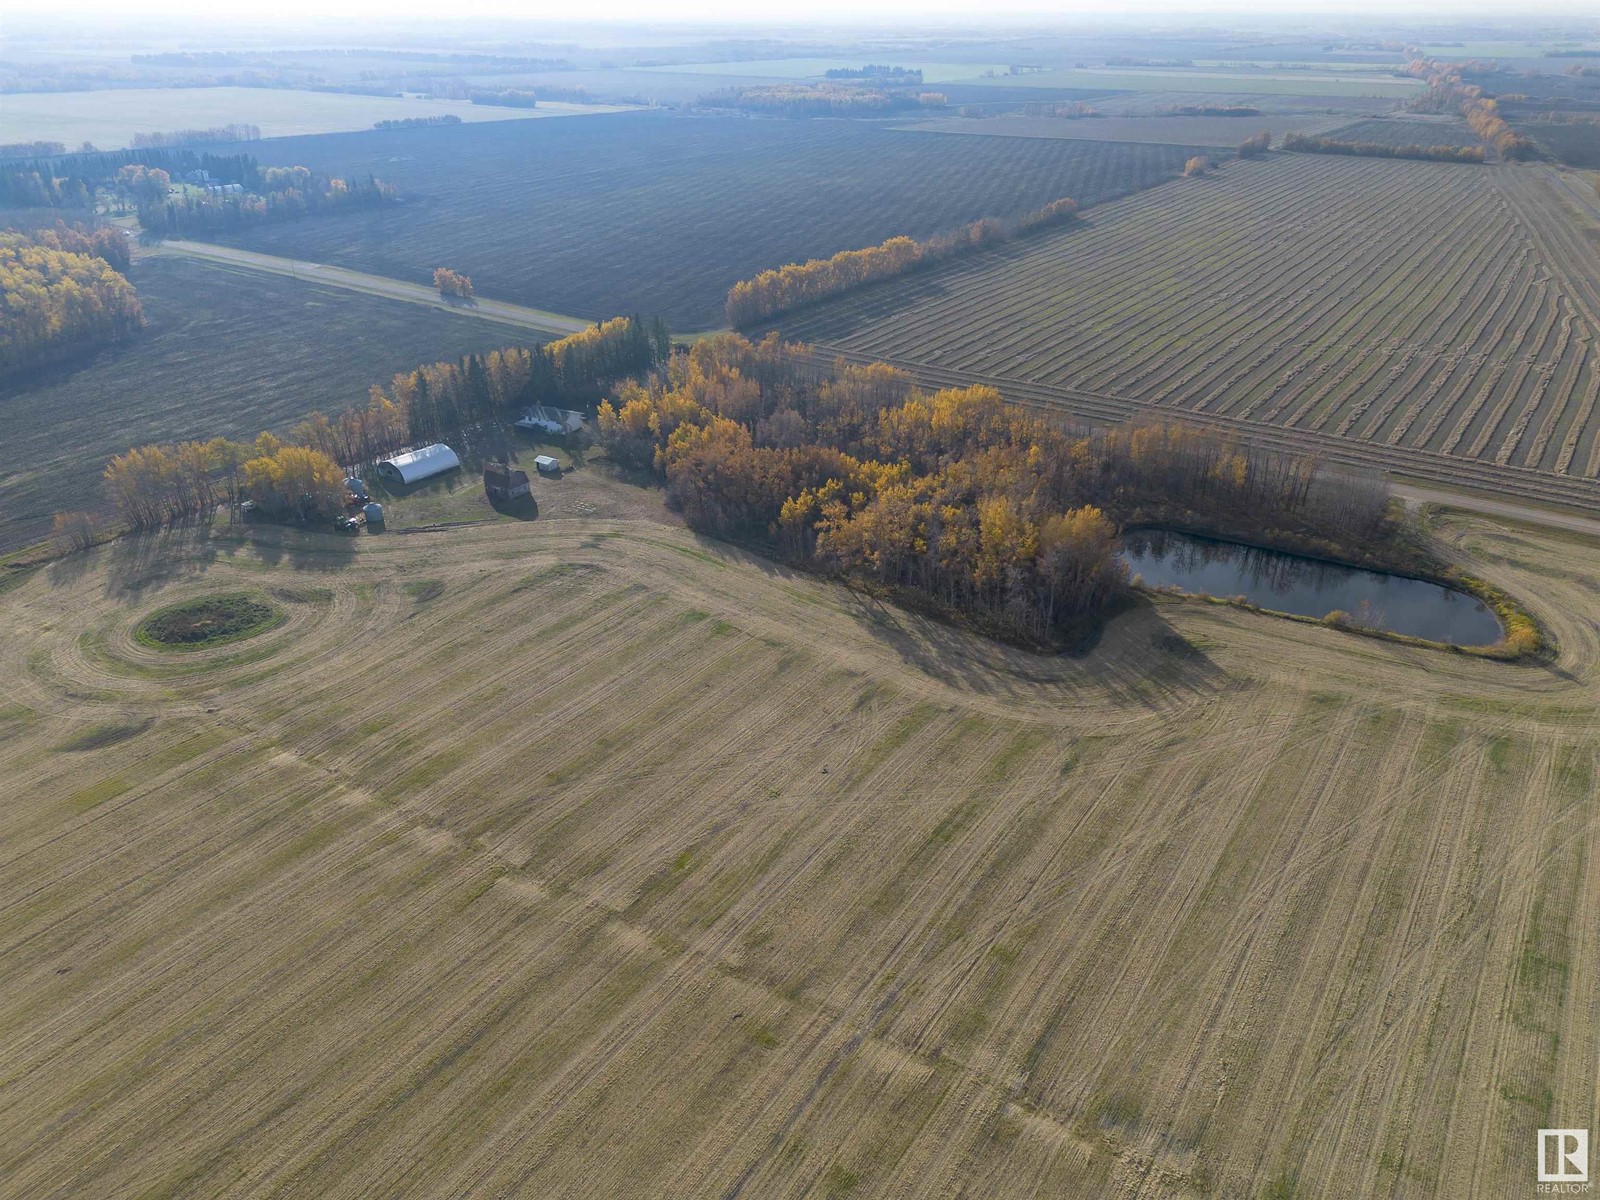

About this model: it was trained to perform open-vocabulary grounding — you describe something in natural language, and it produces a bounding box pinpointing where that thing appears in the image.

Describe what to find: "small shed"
[533,455,561,476]
[484,461,532,501]
[375,443,461,487]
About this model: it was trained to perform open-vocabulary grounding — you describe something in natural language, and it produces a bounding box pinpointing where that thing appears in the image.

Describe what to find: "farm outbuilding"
[375,444,461,486]
[483,462,531,501]
[533,455,561,476]
[514,406,586,435]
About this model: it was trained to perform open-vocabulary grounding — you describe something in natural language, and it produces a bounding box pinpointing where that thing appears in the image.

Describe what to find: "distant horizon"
[4,5,1599,33]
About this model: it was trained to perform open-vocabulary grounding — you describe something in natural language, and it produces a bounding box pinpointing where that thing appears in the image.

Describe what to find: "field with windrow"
[1319,116,1483,149]
[898,111,1352,148]
[2,503,1596,1198]
[781,153,1600,496]
[209,114,1209,327]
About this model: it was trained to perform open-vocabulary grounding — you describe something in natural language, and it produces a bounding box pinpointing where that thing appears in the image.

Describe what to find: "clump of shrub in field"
[1282,132,1485,163]
[724,196,1078,327]
[597,334,1396,647]
[433,266,474,300]
[1438,567,1548,660]
[135,593,281,649]
[1238,130,1273,159]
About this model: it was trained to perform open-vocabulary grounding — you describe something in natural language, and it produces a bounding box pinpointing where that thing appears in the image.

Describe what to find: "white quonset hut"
[375,443,461,487]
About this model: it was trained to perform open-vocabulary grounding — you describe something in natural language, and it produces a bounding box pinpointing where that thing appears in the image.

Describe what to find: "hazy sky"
[7,0,1597,24]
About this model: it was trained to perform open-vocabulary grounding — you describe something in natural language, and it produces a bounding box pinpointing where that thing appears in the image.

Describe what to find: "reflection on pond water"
[1121,529,1503,647]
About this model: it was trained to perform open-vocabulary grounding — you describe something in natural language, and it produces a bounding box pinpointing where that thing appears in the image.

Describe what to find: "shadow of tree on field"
[83,516,359,602]
[44,548,97,590]
[99,523,223,600]
[840,588,1231,711]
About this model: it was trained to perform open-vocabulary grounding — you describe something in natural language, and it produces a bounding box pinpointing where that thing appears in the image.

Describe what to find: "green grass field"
[0,87,631,150]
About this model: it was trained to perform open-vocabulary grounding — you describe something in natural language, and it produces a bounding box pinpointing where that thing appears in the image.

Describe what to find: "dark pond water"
[1122,529,1503,647]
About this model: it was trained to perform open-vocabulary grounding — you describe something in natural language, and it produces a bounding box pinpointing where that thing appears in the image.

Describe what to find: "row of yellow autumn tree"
[724,196,1079,328]
[98,316,671,530]
[598,335,1390,640]
[0,226,143,379]
[103,435,346,528]
[1405,57,1542,160]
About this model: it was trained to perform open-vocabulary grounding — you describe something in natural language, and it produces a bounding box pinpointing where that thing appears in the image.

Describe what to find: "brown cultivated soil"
[779,154,1600,510]
[1,490,1596,1198]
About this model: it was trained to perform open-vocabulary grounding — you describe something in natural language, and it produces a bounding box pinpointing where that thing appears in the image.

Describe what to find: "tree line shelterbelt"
[0,222,140,379]
[699,83,947,118]
[725,197,1079,327]
[1405,55,1543,160]
[95,316,670,528]
[0,145,395,236]
[1281,132,1485,164]
[597,334,1394,644]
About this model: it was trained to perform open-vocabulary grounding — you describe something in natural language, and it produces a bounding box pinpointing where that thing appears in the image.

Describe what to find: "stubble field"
[0,87,628,150]
[1,494,1596,1198]
[897,111,1350,148]
[779,153,1600,507]
[208,115,1210,327]
[1320,116,1483,149]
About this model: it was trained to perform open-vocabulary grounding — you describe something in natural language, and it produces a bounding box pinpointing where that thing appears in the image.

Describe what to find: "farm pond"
[1122,529,1503,646]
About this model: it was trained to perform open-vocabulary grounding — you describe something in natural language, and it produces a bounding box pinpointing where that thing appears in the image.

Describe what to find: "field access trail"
[155,240,595,338]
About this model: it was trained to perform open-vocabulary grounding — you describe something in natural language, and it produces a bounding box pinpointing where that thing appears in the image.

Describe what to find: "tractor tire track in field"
[779,154,1600,495]
[1,506,1596,1198]
[798,345,1600,514]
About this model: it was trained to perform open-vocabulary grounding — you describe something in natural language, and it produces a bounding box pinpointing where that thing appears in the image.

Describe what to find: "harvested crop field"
[0,256,544,554]
[2,501,1597,1198]
[1089,90,1398,117]
[778,153,1600,505]
[0,86,628,150]
[898,111,1349,148]
[957,67,1424,98]
[1519,121,1600,168]
[1321,116,1483,149]
[209,114,1209,327]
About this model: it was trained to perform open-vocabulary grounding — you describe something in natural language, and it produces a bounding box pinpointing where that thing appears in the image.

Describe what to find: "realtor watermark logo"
[1538,1129,1591,1193]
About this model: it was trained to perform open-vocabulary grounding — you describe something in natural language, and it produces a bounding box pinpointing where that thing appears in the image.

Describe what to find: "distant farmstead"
[514,406,586,435]
[483,462,531,501]
[375,443,461,486]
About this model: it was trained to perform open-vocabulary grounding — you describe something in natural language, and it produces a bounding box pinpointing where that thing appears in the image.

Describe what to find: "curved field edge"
[1122,516,1548,662]
[0,506,1595,1199]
